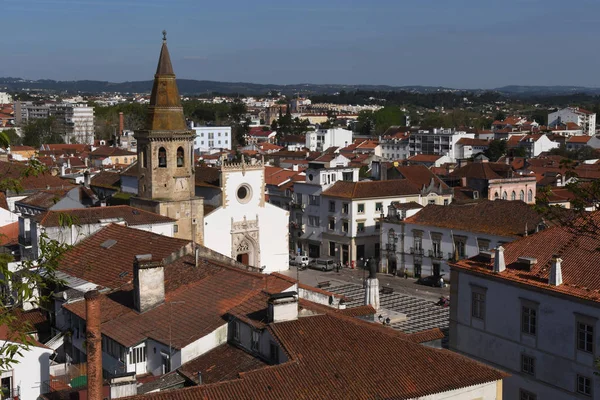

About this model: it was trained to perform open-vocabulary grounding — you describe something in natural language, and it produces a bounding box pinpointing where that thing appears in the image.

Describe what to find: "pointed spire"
[156,30,174,76]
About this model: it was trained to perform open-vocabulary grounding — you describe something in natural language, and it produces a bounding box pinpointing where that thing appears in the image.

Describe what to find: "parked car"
[309,258,336,272]
[416,275,445,288]
[290,255,310,268]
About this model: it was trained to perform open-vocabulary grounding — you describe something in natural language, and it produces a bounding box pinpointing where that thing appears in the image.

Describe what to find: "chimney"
[83,170,91,188]
[133,254,165,313]
[268,291,298,323]
[549,255,563,286]
[494,246,506,273]
[364,259,380,310]
[85,290,103,400]
[119,112,124,137]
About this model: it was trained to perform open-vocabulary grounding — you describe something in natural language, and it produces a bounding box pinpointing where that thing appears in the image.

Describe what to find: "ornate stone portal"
[231,216,260,267]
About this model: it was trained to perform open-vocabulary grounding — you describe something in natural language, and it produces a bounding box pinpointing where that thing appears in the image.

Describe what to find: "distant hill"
[1,77,600,97]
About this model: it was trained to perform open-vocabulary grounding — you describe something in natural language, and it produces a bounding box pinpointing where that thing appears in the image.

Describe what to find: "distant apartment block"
[189,122,232,152]
[548,107,597,135]
[0,92,13,104]
[305,127,353,152]
[408,128,475,162]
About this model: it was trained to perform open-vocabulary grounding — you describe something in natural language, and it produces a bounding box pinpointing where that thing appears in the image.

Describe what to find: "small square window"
[375,202,383,212]
[342,221,349,233]
[519,389,536,400]
[173,224,178,233]
[329,201,336,213]
[577,375,592,396]
[521,354,535,375]
[328,218,335,230]
[357,222,365,233]
[357,203,365,214]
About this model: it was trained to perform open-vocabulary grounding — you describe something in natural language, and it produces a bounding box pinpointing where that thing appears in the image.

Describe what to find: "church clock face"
[176,177,189,192]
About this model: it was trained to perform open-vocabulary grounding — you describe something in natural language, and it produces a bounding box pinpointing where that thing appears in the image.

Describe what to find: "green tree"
[355,110,375,135]
[484,139,507,161]
[373,106,405,134]
[22,117,64,147]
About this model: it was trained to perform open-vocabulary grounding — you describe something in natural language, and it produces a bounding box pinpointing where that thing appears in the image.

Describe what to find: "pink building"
[488,176,537,204]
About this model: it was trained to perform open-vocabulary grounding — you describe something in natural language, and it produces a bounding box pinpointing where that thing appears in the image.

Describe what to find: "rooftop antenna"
[162,30,167,43]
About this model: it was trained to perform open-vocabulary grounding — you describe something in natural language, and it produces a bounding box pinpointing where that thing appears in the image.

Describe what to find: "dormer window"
[176,147,184,167]
[158,147,167,168]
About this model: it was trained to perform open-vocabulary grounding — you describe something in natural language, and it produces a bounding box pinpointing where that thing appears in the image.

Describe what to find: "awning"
[299,231,322,244]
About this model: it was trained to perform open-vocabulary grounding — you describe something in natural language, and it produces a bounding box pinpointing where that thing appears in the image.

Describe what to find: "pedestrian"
[404,269,408,279]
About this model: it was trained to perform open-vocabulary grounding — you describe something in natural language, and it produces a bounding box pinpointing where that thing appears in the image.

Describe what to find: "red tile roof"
[393,164,450,190]
[34,206,175,227]
[453,212,600,303]
[90,171,121,189]
[567,135,592,143]
[127,311,506,400]
[0,161,73,193]
[58,223,191,289]
[408,154,444,162]
[16,188,72,210]
[322,179,421,199]
[0,221,19,246]
[248,127,274,137]
[456,138,490,146]
[403,200,543,237]
[89,146,136,158]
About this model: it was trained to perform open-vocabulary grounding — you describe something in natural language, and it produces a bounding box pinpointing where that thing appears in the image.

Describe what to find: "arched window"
[158,147,167,168]
[511,191,516,201]
[519,190,525,201]
[176,147,184,167]
[528,189,533,203]
[494,192,499,200]
[502,191,507,200]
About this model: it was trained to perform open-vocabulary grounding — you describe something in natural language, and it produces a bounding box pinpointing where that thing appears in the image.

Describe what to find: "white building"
[68,104,95,145]
[549,107,597,136]
[517,134,560,157]
[408,128,475,162]
[381,200,544,279]
[203,159,290,273]
[292,159,360,260]
[380,133,410,161]
[451,213,600,400]
[0,92,12,104]
[0,326,52,399]
[305,127,353,152]
[190,123,232,152]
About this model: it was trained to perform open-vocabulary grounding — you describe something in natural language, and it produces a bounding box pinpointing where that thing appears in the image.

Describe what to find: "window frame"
[576,315,596,354]
[471,288,486,321]
[357,203,365,214]
[519,389,537,400]
[521,301,538,336]
[577,374,592,397]
[520,353,535,376]
[158,147,167,168]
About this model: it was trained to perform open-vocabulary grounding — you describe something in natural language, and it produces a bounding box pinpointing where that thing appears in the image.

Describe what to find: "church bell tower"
[131,31,204,244]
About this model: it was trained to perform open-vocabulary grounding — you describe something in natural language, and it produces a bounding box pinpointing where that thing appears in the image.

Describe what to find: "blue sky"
[3,0,600,88]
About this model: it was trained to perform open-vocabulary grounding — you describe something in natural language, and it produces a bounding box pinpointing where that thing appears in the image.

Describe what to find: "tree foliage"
[22,117,64,147]
[484,139,507,161]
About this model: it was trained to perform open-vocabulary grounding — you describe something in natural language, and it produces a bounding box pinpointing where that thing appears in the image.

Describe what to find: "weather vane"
[162,30,167,42]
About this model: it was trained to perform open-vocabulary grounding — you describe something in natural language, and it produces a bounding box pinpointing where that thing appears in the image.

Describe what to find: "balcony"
[385,243,396,252]
[1,386,19,400]
[428,249,444,259]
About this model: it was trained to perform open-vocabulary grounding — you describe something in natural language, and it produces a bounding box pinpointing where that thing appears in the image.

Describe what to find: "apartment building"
[189,123,232,152]
[549,107,597,135]
[408,128,475,162]
[305,127,353,152]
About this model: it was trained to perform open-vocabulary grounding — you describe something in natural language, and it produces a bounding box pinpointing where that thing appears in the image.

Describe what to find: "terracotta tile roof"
[58,223,191,289]
[0,325,49,349]
[178,343,268,385]
[391,201,423,210]
[0,161,73,193]
[264,166,301,186]
[403,200,543,237]
[453,212,600,303]
[42,144,91,153]
[322,179,421,199]
[195,166,220,187]
[10,145,36,152]
[34,205,175,227]
[575,107,594,115]
[0,221,19,246]
[567,135,592,143]
[12,308,50,335]
[408,154,443,162]
[393,165,450,190]
[456,138,490,146]
[90,171,121,189]
[248,127,274,137]
[127,312,506,400]
[449,162,513,180]
[258,142,283,151]
[64,254,276,349]
[16,188,72,210]
[90,146,136,158]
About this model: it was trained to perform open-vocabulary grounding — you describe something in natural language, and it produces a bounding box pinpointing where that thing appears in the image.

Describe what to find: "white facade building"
[549,107,597,136]
[204,159,290,273]
[0,332,52,399]
[0,92,12,104]
[380,135,410,161]
[451,217,600,400]
[68,104,95,145]
[305,128,353,152]
[381,200,544,279]
[190,123,232,152]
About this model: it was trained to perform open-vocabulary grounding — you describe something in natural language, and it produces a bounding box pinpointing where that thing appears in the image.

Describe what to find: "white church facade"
[203,159,290,273]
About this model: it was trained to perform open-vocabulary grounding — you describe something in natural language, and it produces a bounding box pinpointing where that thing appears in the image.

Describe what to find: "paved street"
[280,265,451,303]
